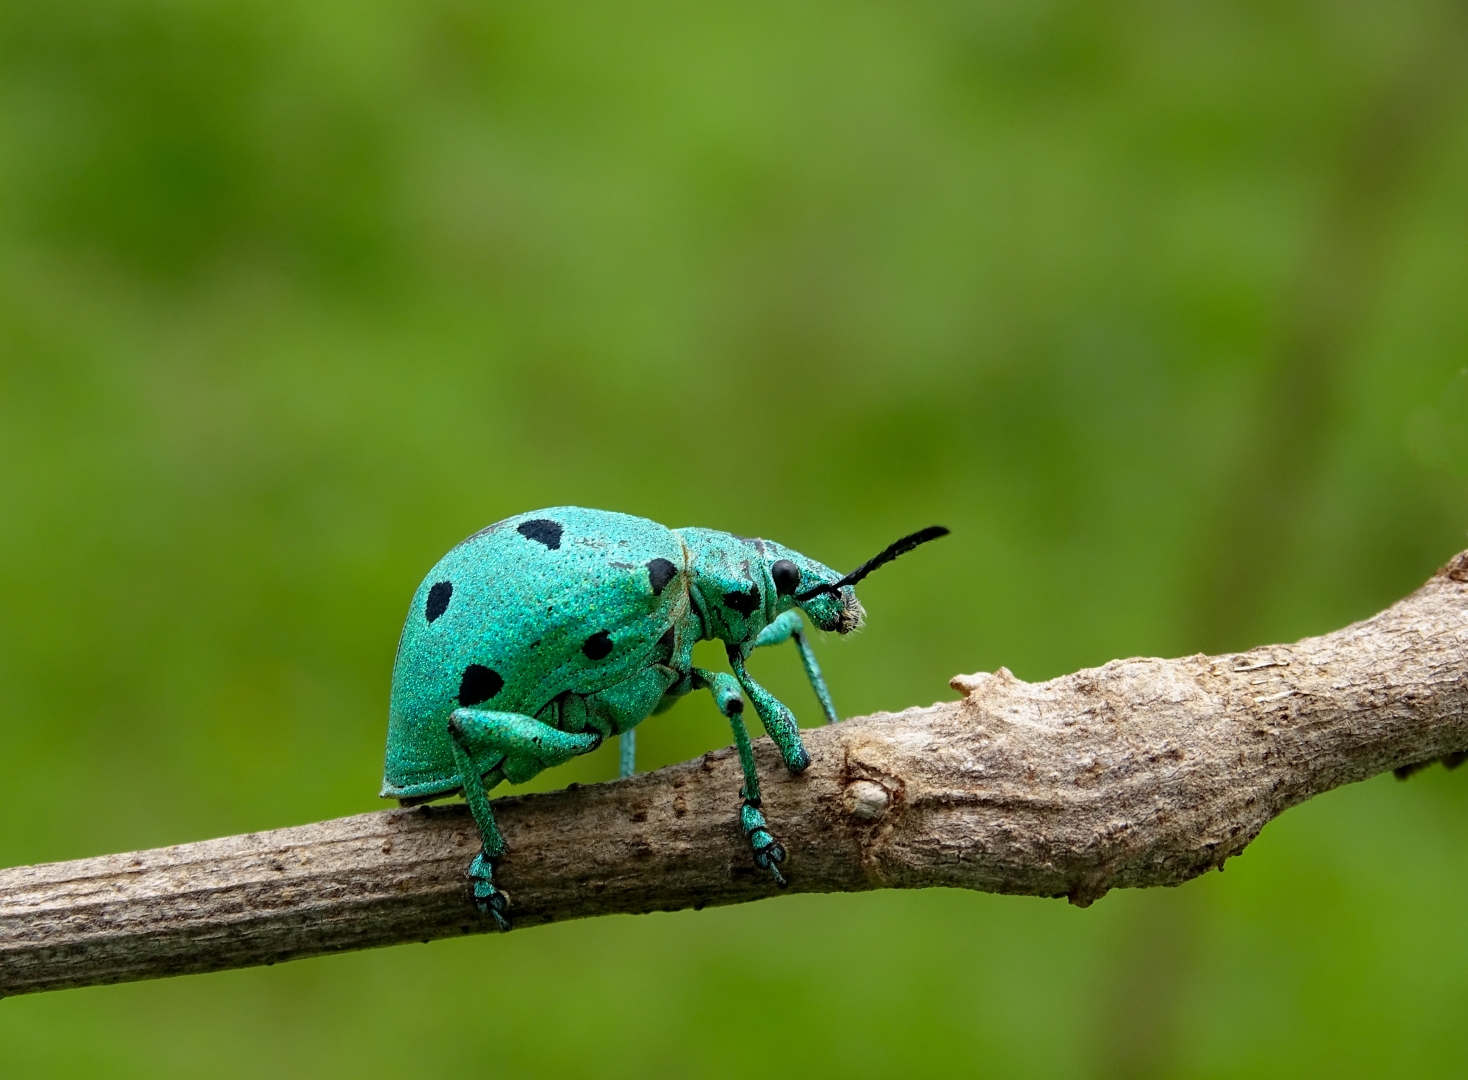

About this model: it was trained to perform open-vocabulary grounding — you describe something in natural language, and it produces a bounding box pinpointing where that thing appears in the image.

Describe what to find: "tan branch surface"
[6,555,1468,998]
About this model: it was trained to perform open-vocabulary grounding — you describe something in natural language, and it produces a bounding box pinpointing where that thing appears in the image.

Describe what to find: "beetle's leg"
[725,646,812,773]
[692,667,787,887]
[446,722,511,930]
[792,631,838,725]
[752,610,839,725]
[619,730,636,778]
[451,708,602,778]
[446,710,601,929]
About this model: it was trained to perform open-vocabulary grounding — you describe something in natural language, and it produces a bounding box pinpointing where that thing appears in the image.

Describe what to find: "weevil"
[382,506,948,929]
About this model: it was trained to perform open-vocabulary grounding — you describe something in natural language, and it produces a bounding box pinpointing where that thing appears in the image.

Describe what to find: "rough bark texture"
[6,554,1468,998]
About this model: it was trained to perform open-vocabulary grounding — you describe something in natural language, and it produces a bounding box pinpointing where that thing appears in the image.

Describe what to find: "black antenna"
[795,525,950,601]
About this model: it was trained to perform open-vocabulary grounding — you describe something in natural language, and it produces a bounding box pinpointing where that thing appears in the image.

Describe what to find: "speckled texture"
[381,506,944,920]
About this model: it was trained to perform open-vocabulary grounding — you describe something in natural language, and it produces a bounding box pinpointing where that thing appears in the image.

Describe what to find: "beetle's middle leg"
[752,610,839,725]
[692,667,788,887]
[446,709,601,929]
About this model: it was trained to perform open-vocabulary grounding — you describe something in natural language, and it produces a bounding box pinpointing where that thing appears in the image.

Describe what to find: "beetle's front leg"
[446,709,601,929]
[725,645,812,773]
[752,610,839,725]
[692,667,788,887]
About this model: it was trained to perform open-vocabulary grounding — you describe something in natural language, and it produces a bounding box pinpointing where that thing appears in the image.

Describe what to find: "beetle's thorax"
[674,526,854,643]
[674,528,768,644]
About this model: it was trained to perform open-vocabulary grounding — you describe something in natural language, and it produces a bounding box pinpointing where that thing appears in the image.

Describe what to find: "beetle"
[382,506,948,929]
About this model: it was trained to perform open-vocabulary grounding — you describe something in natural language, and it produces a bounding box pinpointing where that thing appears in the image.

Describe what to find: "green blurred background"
[3,0,1468,1075]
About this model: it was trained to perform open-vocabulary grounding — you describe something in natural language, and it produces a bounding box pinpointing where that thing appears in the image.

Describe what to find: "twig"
[5,553,1468,998]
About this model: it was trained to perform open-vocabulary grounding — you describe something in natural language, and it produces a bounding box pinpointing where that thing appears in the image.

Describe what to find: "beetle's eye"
[771,559,801,596]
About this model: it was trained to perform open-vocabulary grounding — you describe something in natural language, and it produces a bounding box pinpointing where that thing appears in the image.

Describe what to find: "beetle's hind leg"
[752,610,839,725]
[446,709,601,929]
[446,724,511,930]
[692,667,788,887]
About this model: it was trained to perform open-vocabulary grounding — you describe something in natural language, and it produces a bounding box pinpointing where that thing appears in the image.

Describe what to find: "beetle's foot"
[468,850,512,931]
[740,799,788,888]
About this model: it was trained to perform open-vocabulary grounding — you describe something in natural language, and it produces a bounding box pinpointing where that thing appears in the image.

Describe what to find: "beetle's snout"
[835,590,865,634]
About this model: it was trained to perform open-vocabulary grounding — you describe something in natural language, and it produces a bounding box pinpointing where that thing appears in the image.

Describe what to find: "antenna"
[794,525,950,601]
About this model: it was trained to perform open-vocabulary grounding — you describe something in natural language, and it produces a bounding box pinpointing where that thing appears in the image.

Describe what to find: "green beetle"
[383,506,947,929]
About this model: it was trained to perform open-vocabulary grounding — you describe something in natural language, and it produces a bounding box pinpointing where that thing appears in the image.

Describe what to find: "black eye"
[771,559,801,596]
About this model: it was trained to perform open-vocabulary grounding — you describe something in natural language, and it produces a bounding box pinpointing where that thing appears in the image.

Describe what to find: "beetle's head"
[679,525,948,642]
[748,542,866,634]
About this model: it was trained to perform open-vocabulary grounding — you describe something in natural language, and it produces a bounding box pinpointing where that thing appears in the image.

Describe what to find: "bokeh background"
[4,1,1468,1076]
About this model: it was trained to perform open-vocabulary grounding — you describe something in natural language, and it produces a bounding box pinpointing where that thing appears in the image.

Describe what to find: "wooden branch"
[6,554,1468,998]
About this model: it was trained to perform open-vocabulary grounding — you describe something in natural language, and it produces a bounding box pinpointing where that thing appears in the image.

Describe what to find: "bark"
[5,554,1468,998]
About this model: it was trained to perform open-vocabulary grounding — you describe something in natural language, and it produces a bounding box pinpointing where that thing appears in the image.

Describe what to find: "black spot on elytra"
[723,587,760,616]
[647,558,677,595]
[425,581,453,622]
[517,519,563,549]
[458,664,504,707]
[582,630,613,661]
[771,560,800,596]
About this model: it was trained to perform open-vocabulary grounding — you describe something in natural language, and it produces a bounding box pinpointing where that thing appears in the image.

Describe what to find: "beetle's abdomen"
[383,507,686,796]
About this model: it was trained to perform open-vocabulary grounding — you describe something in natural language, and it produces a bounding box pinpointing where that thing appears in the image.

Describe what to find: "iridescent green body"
[383,506,943,928]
